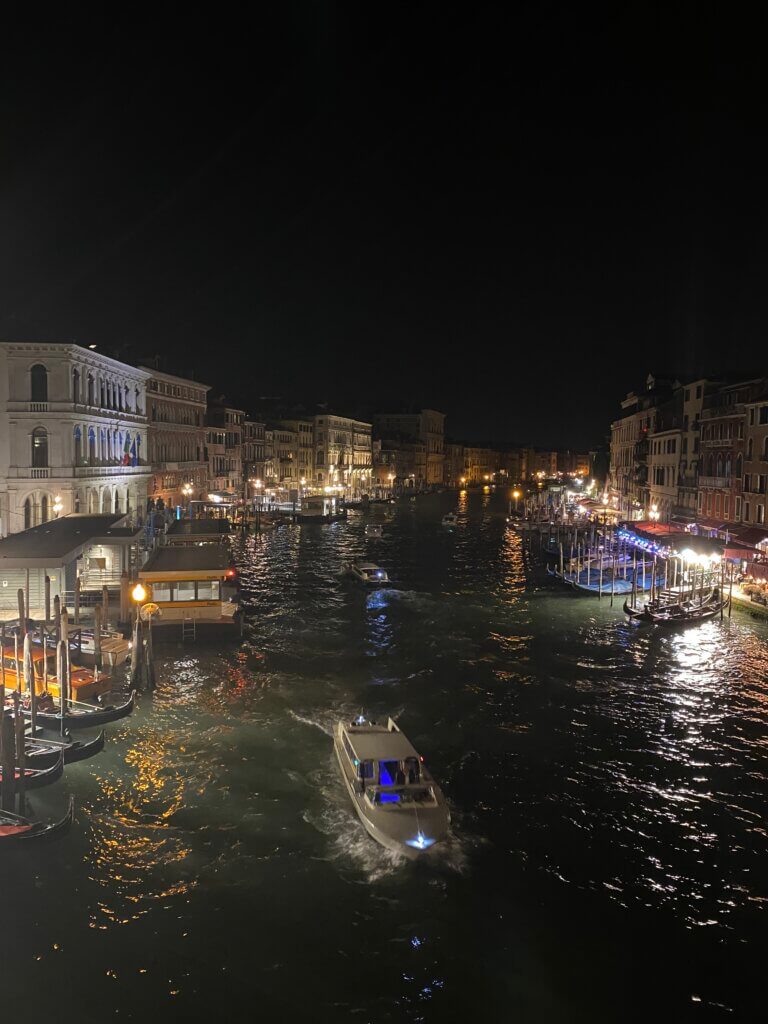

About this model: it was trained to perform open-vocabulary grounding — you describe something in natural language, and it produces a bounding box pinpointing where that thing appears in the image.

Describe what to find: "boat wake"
[286,709,336,737]
[302,755,477,882]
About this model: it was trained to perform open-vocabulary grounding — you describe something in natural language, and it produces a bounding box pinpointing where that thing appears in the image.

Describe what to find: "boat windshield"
[370,787,434,806]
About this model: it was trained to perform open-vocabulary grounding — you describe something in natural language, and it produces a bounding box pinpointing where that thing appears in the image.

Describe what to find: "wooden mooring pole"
[0,705,15,812]
[13,691,25,816]
[24,633,37,738]
[45,574,51,623]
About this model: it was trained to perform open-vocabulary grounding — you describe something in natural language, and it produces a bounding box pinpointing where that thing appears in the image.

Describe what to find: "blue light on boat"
[355,714,366,725]
[405,831,435,850]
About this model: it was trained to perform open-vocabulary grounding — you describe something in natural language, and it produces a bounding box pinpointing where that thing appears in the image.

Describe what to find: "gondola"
[0,797,74,843]
[0,752,64,790]
[647,599,728,626]
[26,730,106,769]
[20,690,136,731]
[623,598,652,621]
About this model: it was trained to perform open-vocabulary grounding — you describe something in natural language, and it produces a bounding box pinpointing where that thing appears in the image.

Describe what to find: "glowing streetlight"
[52,494,63,517]
[131,582,147,604]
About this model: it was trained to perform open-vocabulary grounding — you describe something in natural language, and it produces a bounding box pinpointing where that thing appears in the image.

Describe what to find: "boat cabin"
[353,562,389,584]
[138,547,239,630]
[339,721,437,808]
[0,643,109,701]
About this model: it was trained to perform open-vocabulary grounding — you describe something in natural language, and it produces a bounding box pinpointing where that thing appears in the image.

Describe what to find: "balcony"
[30,401,48,413]
[699,476,729,489]
[73,464,149,478]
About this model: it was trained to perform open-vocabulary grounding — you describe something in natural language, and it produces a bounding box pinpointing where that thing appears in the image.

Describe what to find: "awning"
[726,524,768,547]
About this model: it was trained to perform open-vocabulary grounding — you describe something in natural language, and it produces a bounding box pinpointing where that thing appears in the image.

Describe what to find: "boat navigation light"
[406,831,436,850]
[355,714,367,725]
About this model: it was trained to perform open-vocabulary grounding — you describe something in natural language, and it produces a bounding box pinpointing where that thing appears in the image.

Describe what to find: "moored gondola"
[20,690,136,731]
[0,797,74,843]
[0,751,64,790]
[647,598,728,626]
[26,730,106,769]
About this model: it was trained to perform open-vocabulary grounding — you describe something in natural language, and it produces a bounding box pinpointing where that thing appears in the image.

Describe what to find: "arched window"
[716,455,723,478]
[72,367,80,402]
[88,427,96,463]
[114,491,120,513]
[764,436,768,461]
[74,426,82,465]
[24,498,32,530]
[74,492,81,513]
[41,495,48,523]
[87,373,95,405]
[30,364,48,402]
[736,454,743,480]
[100,428,107,462]
[31,427,48,467]
[747,438,754,459]
[725,456,731,478]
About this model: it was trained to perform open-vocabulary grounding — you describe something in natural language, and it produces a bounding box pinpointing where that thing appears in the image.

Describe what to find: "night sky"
[2,6,766,448]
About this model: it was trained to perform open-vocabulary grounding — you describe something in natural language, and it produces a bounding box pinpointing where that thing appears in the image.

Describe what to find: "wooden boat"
[647,598,727,626]
[0,641,111,702]
[26,730,106,769]
[19,690,136,731]
[0,751,64,790]
[0,797,74,843]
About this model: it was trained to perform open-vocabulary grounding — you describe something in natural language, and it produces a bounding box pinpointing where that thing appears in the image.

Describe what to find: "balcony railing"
[74,464,148,477]
[30,467,49,478]
[698,476,729,489]
[30,402,48,413]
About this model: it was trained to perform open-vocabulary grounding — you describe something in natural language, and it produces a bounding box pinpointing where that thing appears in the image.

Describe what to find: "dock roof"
[140,547,233,574]
[0,515,140,569]
[166,519,231,537]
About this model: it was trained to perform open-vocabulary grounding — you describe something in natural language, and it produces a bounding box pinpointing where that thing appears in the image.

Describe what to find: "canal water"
[2,489,767,1022]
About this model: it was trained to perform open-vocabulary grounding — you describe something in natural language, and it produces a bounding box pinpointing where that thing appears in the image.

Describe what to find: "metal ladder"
[182,617,196,642]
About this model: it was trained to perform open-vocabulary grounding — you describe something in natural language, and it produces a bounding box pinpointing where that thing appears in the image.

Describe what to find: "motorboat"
[345,561,390,585]
[365,524,384,539]
[333,716,450,858]
[441,512,458,527]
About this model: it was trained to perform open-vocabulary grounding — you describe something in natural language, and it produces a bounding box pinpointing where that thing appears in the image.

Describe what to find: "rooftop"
[166,519,231,537]
[140,547,233,574]
[344,724,419,762]
[0,514,140,568]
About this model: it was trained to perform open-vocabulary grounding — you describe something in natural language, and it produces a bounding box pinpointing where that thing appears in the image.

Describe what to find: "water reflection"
[4,489,767,1019]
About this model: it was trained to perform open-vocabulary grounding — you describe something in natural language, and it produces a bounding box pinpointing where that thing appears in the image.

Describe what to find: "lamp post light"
[649,503,660,522]
[52,494,63,517]
[181,482,193,515]
[512,489,521,512]
[131,582,147,624]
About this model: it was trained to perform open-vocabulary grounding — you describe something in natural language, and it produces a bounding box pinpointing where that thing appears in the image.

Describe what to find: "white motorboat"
[441,512,458,527]
[334,716,450,858]
[365,524,383,539]
[345,561,390,585]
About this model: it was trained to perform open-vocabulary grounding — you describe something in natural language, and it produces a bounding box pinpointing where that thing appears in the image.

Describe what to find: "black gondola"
[21,690,136,731]
[0,797,74,843]
[26,730,106,769]
[647,599,728,626]
[0,751,64,790]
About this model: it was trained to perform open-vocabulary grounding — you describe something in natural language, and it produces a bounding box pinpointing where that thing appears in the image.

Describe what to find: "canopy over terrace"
[618,521,752,563]
[0,513,142,613]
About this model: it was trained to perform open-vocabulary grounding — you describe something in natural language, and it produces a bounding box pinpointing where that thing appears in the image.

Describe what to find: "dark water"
[3,489,767,1022]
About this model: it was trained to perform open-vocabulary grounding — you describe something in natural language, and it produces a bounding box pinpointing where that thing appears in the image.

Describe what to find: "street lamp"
[649,504,660,522]
[512,489,521,511]
[52,494,63,517]
[131,582,147,623]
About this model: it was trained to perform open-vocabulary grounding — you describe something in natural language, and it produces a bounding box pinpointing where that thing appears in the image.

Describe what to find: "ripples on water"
[2,490,767,1020]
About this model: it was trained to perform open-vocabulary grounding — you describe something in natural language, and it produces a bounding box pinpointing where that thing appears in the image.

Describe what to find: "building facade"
[206,403,244,496]
[607,375,673,518]
[242,419,266,502]
[313,414,372,497]
[0,342,150,536]
[373,410,445,486]
[143,368,209,509]
[697,381,757,526]
[742,387,768,528]
[647,428,682,522]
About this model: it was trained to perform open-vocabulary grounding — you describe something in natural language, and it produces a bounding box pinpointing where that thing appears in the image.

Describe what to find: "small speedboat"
[333,716,450,858]
[345,562,390,585]
[365,524,384,539]
[441,512,458,527]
